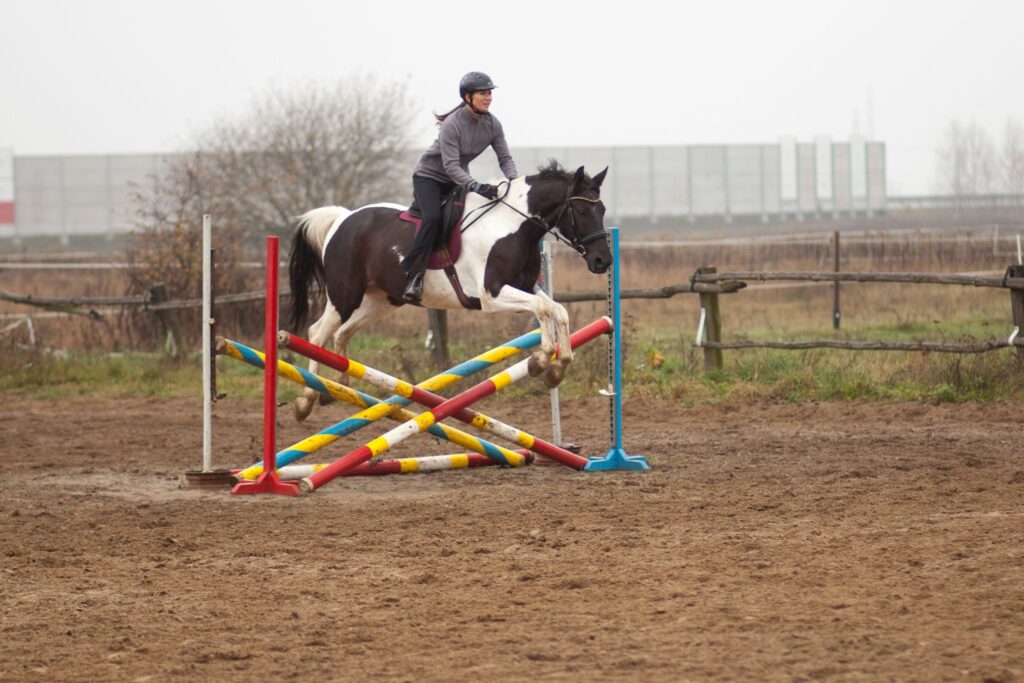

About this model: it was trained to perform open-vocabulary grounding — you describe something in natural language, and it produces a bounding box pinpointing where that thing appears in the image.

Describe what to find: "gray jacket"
[413,106,517,186]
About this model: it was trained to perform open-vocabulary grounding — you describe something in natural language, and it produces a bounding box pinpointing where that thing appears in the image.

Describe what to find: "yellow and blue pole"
[584,227,651,472]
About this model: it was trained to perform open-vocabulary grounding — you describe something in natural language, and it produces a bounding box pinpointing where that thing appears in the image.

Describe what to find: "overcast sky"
[2,0,1021,194]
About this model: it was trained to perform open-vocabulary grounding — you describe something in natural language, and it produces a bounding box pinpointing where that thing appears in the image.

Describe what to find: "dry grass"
[1,230,1020,351]
[2,229,1024,403]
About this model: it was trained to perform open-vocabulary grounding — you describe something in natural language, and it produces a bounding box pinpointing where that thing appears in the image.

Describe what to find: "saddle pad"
[398,211,463,269]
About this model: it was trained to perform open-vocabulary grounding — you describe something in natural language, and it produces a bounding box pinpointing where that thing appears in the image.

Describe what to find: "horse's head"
[525,162,612,274]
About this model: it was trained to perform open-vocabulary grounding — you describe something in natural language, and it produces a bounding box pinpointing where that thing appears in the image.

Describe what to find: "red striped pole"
[300,317,611,493]
[231,236,300,496]
[232,451,533,480]
[328,452,525,476]
[280,331,595,468]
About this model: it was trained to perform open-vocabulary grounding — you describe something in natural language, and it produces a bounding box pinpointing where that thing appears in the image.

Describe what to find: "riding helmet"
[459,72,497,99]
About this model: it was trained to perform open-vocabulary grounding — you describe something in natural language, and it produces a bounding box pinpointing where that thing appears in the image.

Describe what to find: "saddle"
[398,185,466,269]
[398,185,480,309]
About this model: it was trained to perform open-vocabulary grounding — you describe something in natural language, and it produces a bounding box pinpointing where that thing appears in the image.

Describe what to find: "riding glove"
[469,181,499,200]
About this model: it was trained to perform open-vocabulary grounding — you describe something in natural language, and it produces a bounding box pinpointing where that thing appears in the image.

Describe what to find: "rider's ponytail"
[434,101,465,125]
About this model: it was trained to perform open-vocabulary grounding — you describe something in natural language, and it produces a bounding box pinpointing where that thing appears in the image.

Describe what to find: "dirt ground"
[1,394,1023,682]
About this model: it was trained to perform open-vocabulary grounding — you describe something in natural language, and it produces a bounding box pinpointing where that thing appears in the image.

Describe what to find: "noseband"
[552,195,606,254]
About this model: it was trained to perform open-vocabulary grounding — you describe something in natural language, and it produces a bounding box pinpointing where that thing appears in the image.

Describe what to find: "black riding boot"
[402,255,428,303]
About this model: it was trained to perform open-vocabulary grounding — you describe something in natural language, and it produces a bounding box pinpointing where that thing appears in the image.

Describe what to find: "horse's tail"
[286,206,350,332]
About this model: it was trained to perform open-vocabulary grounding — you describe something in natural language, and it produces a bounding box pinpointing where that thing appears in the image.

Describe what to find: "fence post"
[149,282,184,358]
[697,266,724,372]
[427,309,450,367]
[1009,264,1024,362]
[210,246,220,398]
[833,230,841,329]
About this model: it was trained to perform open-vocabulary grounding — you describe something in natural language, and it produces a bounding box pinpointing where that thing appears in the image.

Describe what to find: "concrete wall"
[0,140,888,241]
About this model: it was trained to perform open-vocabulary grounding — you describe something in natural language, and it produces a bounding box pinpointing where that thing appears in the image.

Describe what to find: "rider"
[401,71,518,302]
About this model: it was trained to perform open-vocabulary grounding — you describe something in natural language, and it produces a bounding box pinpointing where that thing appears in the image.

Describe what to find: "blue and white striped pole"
[584,227,651,472]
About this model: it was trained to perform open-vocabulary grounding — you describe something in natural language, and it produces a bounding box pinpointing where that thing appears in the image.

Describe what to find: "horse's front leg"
[480,286,565,387]
[533,289,574,387]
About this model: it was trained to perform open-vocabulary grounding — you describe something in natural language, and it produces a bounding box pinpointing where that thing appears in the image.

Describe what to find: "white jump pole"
[184,212,235,487]
[202,213,213,472]
[540,238,563,446]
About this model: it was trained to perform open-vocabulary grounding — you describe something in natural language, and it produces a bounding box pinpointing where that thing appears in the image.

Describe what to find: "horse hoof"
[528,351,550,377]
[318,392,335,407]
[292,398,312,422]
[542,364,565,388]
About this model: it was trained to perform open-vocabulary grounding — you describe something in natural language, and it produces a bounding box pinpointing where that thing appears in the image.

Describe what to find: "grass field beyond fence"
[2,228,1023,403]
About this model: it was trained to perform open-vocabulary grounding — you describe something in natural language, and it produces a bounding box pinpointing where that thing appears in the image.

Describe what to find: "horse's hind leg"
[316,291,392,408]
[292,305,341,422]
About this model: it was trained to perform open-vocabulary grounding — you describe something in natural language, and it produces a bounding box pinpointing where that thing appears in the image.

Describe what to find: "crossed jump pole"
[219,337,532,477]
[264,451,531,480]
[295,317,611,493]
[277,329,599,469]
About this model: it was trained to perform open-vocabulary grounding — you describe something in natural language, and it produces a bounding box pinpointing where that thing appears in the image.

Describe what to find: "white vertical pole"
[540,238,562,446]
[1017,234,1022,265]
[202,214,213,472]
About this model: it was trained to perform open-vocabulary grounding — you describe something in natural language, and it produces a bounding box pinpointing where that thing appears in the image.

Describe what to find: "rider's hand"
[470,182,499,200]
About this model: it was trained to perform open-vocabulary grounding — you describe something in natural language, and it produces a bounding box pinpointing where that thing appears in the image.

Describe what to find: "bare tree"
[187,75,415,239]
[127,75,415,301]
[1002,118,1024,195]
[126,158,251,302]
[934,120,996,195]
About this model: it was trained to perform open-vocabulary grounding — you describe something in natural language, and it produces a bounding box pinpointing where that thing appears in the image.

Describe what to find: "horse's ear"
[573,166,585,189]
[592,166,609,188]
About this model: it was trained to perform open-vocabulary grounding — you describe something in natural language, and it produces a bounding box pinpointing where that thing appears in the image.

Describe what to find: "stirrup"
[403,272,424,303]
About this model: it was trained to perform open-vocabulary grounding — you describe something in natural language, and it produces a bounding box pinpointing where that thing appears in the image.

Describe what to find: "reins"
[460,180,605,255]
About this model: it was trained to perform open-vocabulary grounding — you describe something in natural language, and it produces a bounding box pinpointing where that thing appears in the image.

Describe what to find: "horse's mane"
[533,159,598,193]
[534,159,570,182]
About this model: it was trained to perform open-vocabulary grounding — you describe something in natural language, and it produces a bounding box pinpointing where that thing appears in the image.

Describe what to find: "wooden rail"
[4,266,1023,366]
[703,339,1021,354]
[554,280,745,302]
[0,281,744,312]
[0,290,147,307]
[693,270,1024,289]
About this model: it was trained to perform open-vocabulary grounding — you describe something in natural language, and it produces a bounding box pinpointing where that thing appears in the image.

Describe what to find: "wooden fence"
[687,264,1024,371]
[2,265,1023,370]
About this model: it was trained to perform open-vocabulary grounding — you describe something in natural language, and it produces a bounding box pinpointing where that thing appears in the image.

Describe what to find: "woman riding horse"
[401,71,519,302]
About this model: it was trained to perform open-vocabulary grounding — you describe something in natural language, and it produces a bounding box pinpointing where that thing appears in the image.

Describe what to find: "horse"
[285,160,611,422]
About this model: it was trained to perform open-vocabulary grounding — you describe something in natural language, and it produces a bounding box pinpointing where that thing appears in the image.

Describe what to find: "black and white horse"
[286,161,611,422]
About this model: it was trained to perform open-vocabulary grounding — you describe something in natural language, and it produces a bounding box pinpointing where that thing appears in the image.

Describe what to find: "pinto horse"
[286,161,611,422]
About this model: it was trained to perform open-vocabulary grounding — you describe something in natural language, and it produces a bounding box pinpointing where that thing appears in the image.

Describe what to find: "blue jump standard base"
[583,226,651,473]
[586,446,651,472]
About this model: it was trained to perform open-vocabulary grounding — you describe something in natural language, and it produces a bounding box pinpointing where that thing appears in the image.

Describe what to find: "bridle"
[462,181,606,255]
[548,194,606,254]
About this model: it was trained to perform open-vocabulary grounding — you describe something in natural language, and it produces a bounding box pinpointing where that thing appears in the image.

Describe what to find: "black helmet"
[459,72,497,99]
